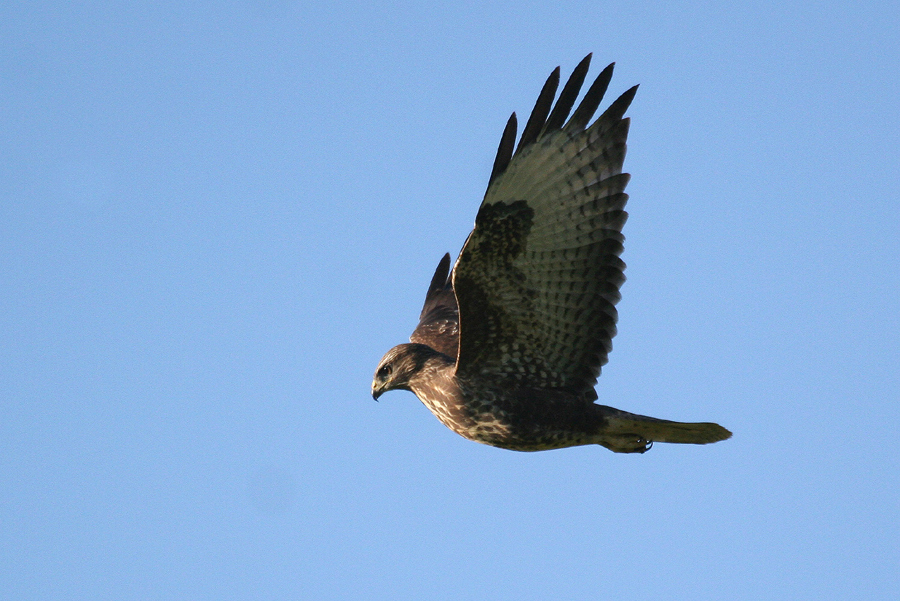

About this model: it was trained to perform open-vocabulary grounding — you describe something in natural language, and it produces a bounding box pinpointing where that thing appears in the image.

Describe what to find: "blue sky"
[2,1,898,599]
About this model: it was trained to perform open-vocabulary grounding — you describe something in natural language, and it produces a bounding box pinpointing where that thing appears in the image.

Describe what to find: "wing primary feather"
[419,252,452,319]
[597,84,639,124]
[515,66,560,156]
[410,253,459,358]
[488,113,517,186]
[565,62,615,133]
[542,54,592,134]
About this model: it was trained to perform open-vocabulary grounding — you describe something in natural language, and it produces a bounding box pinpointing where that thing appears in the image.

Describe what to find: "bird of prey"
[372,55,731,453]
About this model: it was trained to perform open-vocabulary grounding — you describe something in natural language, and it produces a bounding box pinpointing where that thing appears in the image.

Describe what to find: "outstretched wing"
[453,55,636,397]
[410,253,459,358]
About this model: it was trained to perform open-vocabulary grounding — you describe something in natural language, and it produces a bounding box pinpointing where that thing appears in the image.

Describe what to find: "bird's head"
[372,343,447,400]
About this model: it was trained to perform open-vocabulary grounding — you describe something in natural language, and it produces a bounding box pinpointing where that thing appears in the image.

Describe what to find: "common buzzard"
[372,55,731,453]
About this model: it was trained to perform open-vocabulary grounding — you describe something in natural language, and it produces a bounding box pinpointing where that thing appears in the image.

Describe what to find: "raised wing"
[410,253,459,358]
[453,55,636,397]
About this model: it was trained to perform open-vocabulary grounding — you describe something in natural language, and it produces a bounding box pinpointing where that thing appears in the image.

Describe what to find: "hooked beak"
[372,384,384,401]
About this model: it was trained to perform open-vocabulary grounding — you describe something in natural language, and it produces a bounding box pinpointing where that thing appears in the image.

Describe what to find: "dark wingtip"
[515,66,560,156]
[565,62,615,132]
[417,253,452,320]
[488,58,637,187]
[599,84,639,123]
[429,253,451,292]
[543,53,593,133]
[488,112,517,186]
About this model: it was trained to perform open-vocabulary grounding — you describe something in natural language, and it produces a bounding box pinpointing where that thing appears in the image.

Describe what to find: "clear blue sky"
[2,1,898,599]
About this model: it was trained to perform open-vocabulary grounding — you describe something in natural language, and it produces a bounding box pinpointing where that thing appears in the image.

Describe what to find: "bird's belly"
[416,388,599,452]
[416,392,505,441]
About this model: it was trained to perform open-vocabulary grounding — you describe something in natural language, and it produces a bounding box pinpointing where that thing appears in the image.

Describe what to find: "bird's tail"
[596,405,732,453]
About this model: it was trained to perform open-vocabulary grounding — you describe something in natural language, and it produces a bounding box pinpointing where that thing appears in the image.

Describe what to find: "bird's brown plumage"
[373,55,731,453]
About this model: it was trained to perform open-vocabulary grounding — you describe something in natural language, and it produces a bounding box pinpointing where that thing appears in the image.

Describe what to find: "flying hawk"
[372,55,731,453]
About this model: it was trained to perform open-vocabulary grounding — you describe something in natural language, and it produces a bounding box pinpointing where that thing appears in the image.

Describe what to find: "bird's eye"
[378,364,392,380]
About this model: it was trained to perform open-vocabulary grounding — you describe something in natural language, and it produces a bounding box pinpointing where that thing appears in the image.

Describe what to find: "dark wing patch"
[454,56,635,396]
[409,253,459,358]
[452,200,535,375]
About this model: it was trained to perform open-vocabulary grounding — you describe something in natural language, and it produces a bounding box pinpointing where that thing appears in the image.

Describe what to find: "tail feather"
[598,405,732,448]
